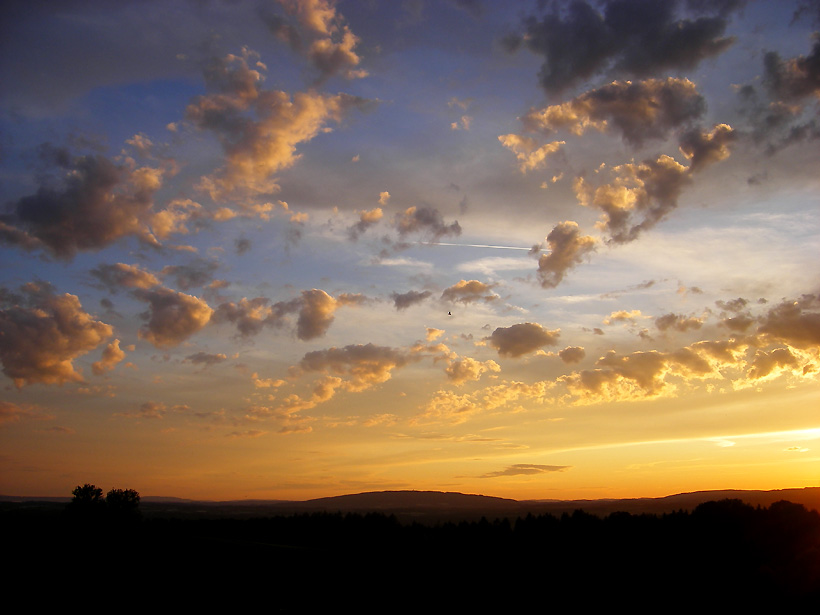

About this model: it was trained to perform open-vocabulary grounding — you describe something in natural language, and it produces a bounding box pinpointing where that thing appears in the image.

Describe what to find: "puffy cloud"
[133,287,213,348]
[655,312,705,332]
[756,295,820,349]
[150,198,204,240]
[488,322,560,358]
[441,280,498,304]
[746,347,800,381]
[391,289,433,310]
[265,0,367,81]
[445,357,501,385]
[0,283,112,387]
[513,0,739,94]
[574,154,691,244]
[214,289,364,340]
[523,78,705,146]
[604,309,644,325]
[1,150,163,259]
[348,207,383,240]
[559,346,586,364]
[497,134,565,172]
[535,221,596,288]
[394,206,462,242]
[678,123,735,171]
[90,263,160,292]
[92,339,126,375]
[186,49,370,201]
[296,343,417,393]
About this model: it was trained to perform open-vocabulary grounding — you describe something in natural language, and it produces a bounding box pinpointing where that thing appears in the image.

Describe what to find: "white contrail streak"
[423,242,535,251]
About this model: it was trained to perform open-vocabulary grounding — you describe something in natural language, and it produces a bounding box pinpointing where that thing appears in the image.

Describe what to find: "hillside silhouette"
[4,487,820,607]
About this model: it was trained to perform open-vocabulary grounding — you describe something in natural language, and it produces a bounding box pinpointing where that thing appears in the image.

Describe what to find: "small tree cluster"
[68,484,141,521]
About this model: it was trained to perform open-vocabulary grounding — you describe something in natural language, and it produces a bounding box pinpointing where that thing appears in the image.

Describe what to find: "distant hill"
[3,487,818,521]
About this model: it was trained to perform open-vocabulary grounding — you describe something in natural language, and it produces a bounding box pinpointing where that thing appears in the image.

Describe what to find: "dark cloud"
[536,221,596,288]
[160,260,219,291]
[559,346,586,364]
[133,287,213,348]
[214,289,365,341]
[297,343,417,392]
[655,313,704,332]
[516,0,739,94]
[0,282,112,387]
[757,294,820,349]
[575,154,691,244]
[90,263,160,292]
[185,351,228,366]
[737,38,820,154]
[394,206,462,242]
[392,290,433,310]
[488,322,560,358]
[235,237,252,254]
[348,207,383,240]
[2,150,163,259]
[523,78,706,147]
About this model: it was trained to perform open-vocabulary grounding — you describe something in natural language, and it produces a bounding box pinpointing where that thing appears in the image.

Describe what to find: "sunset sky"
[1,0,818,502]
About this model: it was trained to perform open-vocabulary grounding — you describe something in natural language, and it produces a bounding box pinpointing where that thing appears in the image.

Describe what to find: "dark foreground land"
[4,494,820,609]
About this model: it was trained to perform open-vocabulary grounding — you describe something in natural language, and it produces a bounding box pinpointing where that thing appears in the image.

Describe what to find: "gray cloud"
[391,289,433,310]
[0,282,113,387]
[133,287,213,348]
[479,464,571,478]
[2,150,163,259]
[488,322,560,358]
[513,0,739,95]
[536,221,596,288]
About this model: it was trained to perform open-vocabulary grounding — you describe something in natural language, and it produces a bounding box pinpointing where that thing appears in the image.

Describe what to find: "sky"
[1,0,819,502]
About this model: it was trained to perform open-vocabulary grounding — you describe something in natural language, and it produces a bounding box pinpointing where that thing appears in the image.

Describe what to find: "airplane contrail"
[423,242,536,251]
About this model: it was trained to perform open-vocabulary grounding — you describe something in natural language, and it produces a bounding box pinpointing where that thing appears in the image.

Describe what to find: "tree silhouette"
[72,483,104,505]
[106,488,141,520]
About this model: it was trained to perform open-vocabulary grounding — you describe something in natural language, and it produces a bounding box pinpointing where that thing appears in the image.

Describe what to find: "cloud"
[185,352,228,366]
[762,37,820,102]
[535,221,596,288]
[522,78,705,146]
[185,49,370,201]
[756,294,820,349]
[133,287,213,348]
[441,279,499,304]
[1,149,163,259]
[295,343,418,396]
[90,263,160,292]
[655,312,705,332]
[348,207,383,240]
[559,346,586,364]
[514,0,739,94]
[391,289,433,310]
[604,309,645,325]
[574,154,691,244]
[0,282,113,387]
[445,357,501,385]
[393,206,462,242]
[92,339,126,375]
[478,464,571,478]
[160,259,219,291]
[264,0,367,82]
[488,322,560,358]
[0,401,39,427]
[497,134,565,172]
[215,289,365,340]
[678,123,735,171]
